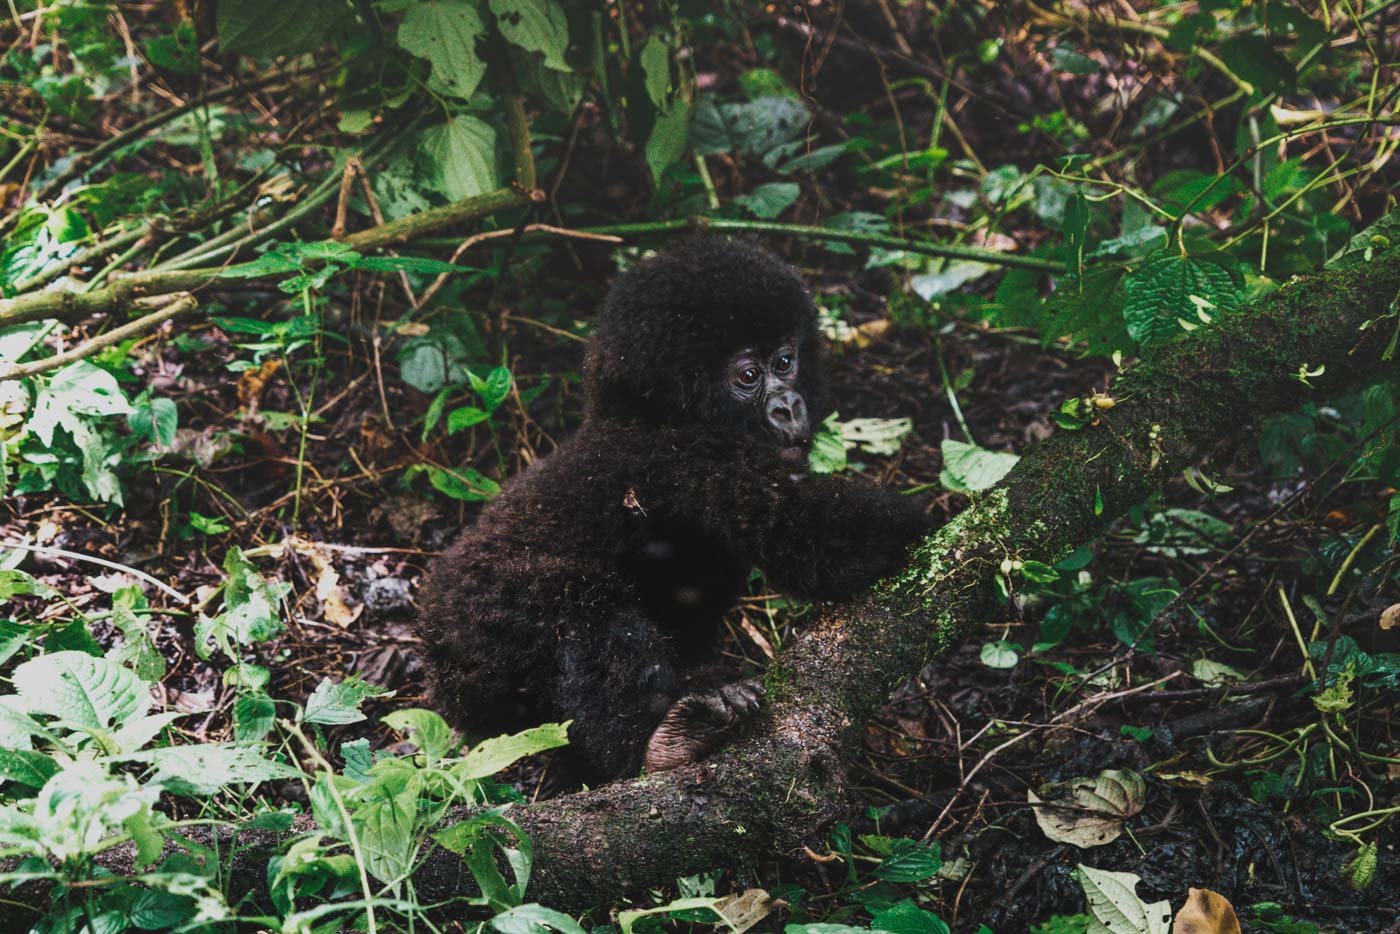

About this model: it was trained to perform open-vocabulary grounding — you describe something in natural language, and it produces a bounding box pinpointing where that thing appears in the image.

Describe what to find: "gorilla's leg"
[552,611,681,780]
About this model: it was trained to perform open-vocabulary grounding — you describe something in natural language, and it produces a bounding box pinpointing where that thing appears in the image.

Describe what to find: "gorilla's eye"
[773,351,795,375]
[738,365,762,386]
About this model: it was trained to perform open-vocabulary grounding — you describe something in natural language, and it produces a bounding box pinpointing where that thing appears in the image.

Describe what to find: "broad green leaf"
[448,406,491,432]
[129,394,177,447]
[382,708,455,765]
[353,780,420,884]
[1123,252,1240,350]
[493,904,588,934]
[735,182,800,219]
[13,651,149,731]
[1219,34,1295,94]
[939,439,1019,493]
[809,412,847,474]
[490,0,570,71]
[873,838,941,882]
[302,677,379,725]
[1076,865,1171,934]
[125,743,303,796]
[619,898,722,934]
[457,722,570,779]
[217,0,352,56]
[424,116,500,201]
[640,36,670,108]
[646,101,692,185]
[980,641,1020,670]
[422,463,501,501]
[234,692,277,742]
[41,360,133,424]
[398,0,487,99]
[0,748,60,788]
[871,899,951,934]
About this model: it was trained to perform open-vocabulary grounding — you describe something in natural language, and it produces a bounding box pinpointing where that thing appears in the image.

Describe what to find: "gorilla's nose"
[765,390,810,443]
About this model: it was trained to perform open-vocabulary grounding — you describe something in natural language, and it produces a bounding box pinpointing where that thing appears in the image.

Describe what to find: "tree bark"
[9,247,1400,916]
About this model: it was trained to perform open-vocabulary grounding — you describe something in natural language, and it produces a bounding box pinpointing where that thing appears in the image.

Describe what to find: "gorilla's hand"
[644,680,765,771]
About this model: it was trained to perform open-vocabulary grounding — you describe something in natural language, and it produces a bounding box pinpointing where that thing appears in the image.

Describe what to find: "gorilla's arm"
[754,474,931,601]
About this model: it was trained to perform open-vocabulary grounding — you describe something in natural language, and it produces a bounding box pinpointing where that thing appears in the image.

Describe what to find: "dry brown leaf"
[1172,888,1241,934]
[1380,602,1400,631]
[713,888,773,934]
[1030,768,1146,847]
[289,538,363,628]
[237,357,283,411]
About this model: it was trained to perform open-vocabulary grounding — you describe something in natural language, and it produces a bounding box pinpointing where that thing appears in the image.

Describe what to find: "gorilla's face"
[722,335,811,463]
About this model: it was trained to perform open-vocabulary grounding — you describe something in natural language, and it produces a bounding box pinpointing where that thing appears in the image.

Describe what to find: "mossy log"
[8,247,1400,918]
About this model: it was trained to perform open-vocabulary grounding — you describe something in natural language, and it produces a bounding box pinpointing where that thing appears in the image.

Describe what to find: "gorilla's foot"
[643,680,765,772]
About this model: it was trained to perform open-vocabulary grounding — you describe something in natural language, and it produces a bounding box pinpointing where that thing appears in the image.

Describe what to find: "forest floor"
[8,259,1395,930]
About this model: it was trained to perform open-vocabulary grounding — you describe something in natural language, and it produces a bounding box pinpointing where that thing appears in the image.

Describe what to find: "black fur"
[415,238,929,781]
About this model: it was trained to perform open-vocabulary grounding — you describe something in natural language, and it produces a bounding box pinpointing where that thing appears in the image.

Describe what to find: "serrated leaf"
[302,677,378,725]
[457,722,570,779]
[0,748,60,788]
[398,0,487,99]
[490,0,570,71]
[735,182,799,219]
[808,412,847,474]
[217,0,352,56]
[424,116,500,201]
[126,743,303,796]
[1123,253,1240,350]
[13,651,149,731]
[494,904,590,934]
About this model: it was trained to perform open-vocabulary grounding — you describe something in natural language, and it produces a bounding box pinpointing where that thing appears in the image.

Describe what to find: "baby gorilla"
[416,238,929,781]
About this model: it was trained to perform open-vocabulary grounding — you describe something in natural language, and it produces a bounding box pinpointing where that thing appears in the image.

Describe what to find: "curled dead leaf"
[1380,602,1400,631]
[1172,887,1240,934]
[1030,768,1146,847]
[237,357,283,411]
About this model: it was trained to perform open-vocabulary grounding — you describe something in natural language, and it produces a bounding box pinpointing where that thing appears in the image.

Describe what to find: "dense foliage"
[0,1,1396,932]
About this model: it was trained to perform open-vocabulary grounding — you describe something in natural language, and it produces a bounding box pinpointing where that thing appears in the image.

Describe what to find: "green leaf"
[1219,34,1296,95]
[398,0,488,99]
[129,394,177,447]
[424,116,500,201]
[421,463,501,501]
[13,651,149,731]
[493,904,589,934]
[1075,865,1171,934]
[448,406,491,432]
[871,899,951,934]
[640,36,670,108]
[302,677,379,725]
[234,692,277,742]
[217,0,353,57]
[735,182,800,219]
[808,412,848,474]
[126,742,303,796]
[382,708,455,765]
[490,0,570,71]
[0,748,61,788]
[980,641,1020,669]
[1122,252,1240,350]
[354,779,420,884]
[646,101,692,185]
[473,365,514,410]
[457,722,570,779]
[873,838,941,882]
[939,439,1019,493]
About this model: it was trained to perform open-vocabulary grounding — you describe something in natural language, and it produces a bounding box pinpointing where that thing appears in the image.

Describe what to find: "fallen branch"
[0,293,197,381]
[10,246,1394,916]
